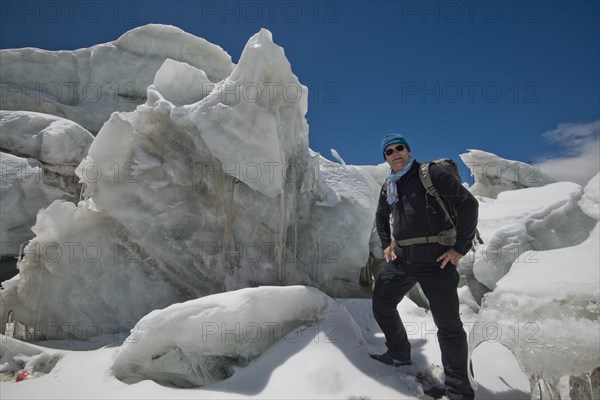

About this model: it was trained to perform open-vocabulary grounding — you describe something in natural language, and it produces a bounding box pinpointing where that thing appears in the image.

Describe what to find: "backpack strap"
[418,162,455,228]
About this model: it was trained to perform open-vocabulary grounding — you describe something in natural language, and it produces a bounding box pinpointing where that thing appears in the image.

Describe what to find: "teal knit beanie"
[381,134,411,159]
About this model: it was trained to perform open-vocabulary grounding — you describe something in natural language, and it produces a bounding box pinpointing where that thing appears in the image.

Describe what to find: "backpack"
[382,158,483,249]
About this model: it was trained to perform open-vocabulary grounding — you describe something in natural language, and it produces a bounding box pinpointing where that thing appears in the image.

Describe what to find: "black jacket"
[375,161,479,260]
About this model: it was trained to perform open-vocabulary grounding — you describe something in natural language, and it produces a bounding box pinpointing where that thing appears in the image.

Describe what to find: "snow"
[472,181,596,289]
[472,223,600,397]
[1,286,531,399]
[470,342,530,399]
[0,335,63,378]
[579,172,600,220]
[112,286,331,387]
[0,25,598,400]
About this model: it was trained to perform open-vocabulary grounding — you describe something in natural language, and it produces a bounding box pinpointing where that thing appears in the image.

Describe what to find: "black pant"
[372,253,474,398]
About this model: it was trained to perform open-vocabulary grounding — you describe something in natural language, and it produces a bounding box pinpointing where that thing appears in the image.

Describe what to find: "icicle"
[79,182,87,203]
[277,186,286,283]
[211,154,223,222]
[17,241,29,263]
[222,175,236,271]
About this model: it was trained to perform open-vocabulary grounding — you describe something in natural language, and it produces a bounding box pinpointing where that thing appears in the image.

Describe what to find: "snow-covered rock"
[0,24,234,133]
[460,149,556,198]
[0,334,63,379]
[112,286,333,387]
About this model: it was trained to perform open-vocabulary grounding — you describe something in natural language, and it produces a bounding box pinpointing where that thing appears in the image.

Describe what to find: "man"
[371,133,478,400]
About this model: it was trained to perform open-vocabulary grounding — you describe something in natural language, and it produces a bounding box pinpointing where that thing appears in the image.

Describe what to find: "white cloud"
[535,120,600,186]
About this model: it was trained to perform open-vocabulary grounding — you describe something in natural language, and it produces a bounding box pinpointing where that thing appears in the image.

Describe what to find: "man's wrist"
[451,246,466,256]
[452,240,472,255]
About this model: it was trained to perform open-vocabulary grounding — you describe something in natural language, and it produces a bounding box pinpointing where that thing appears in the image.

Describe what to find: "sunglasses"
[385,144,406,156]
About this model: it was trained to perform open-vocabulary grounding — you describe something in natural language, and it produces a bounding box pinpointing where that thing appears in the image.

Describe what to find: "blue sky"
[1,0,599,182]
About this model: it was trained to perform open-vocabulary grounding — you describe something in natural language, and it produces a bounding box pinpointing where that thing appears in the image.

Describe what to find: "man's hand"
[436,248,463,269]
[384,244,397,262]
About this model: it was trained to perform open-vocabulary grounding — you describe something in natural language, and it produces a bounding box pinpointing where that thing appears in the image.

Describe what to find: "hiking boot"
[423,386,448,399]
[444,387,474,400]
[422,387,475,400]
[369,351,412,366]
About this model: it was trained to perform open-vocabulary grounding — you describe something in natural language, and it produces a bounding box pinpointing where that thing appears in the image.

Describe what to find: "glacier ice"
[470,181,596,289]
[112,286,332,387]
[460,149,556,198]
[183,28,309,198]
[0,27,376,339]
[0,153,68,258]
[0,111,93,165]
[0,111,94,258]
[472,222,600,399]
[307,153,382,285]
[153,59,214,106]
[0,199,183,339]
[0,24,234,133]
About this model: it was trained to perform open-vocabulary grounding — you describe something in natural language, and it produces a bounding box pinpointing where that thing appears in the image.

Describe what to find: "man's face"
[385,144,410,172]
